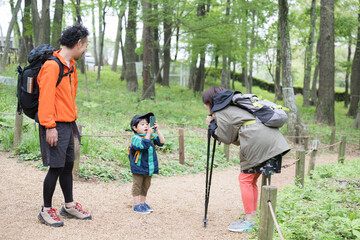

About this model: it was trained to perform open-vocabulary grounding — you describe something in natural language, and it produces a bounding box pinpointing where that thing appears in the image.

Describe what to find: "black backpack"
[16,44,64,120]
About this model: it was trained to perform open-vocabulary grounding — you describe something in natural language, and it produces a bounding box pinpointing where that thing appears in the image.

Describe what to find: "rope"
[282,158,300,169]
[0,112,16,115]
[268,201,285,240]
[316,141,341,151]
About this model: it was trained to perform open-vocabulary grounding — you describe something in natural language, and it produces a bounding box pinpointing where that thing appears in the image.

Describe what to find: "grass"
[1,65,359,183]
[249,158,360,240]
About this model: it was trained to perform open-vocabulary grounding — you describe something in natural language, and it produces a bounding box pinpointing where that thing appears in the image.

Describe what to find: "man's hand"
[46,128,58,147]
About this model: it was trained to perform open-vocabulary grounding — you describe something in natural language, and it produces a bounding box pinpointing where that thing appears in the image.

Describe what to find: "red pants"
[239,172,261,214]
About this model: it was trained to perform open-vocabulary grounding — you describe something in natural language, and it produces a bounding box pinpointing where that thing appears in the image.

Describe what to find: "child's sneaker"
[38,207,64,227]
[141,202,153,212]
[60,202,92,220]
[228,219,256,232]
[134,204,150,214]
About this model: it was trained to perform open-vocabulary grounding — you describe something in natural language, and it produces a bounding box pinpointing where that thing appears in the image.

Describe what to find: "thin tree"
[315,0,335,125]
[221,0,231,89]
[96,0,113,82]
[91,0,98,66]
[302,0,317,107]
[279,0,307,138]
[193,1,207,94]
[111,2,126,72]
[310,38,320,105]
[152,1,163,84]
[274,22,282,102]
[344,36,352,108]
[0,0,22,72]
[347,2,360,118]
[142,0,155,99]
[18,0,33,64]
[51,0,64,50]
[163,0,172,86]
[31,0,51,46]
[125,0,139,91]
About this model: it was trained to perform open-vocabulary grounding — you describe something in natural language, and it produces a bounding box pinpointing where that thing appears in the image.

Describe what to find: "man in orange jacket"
[37,24,91,227]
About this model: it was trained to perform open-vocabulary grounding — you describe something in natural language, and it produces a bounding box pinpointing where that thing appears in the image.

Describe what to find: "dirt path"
[0,149,359,240]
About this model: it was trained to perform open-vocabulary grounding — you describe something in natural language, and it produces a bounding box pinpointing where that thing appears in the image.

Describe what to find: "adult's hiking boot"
[38,207,64,227]
[60,202,92,220]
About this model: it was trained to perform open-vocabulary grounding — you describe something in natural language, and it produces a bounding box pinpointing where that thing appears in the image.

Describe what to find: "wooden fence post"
[308,140,318,177]
[330,127,336,151]
[258,185,278,240]
[179,128,185,165]
[223,144,230,161]
[295,150,305,188]
[303,137,309,151]
[13,111,23,148]
[338,136,346,164]
[73,125,82,180]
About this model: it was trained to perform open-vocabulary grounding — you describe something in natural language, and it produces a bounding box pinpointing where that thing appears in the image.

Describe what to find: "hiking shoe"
[60,202,92,220]
[141,203,153,212]
[228,219,256,232]
[134,204,150,214]
[38,207,64,227]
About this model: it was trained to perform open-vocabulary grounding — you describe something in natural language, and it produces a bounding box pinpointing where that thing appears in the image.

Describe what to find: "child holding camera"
[129,112,165,214]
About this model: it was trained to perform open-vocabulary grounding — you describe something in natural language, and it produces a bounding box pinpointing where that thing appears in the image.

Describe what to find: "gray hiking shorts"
[39,122,75,168]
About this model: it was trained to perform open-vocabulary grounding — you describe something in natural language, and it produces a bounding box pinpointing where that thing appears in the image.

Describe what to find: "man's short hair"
[59,24,89,48]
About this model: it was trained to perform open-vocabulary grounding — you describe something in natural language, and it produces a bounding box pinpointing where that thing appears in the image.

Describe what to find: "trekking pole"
[203,129,217,228]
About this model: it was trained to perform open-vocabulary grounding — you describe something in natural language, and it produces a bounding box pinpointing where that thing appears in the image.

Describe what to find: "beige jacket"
[213,105,290,170]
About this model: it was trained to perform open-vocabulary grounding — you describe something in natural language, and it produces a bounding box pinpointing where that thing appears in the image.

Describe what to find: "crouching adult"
[202,86,290,232]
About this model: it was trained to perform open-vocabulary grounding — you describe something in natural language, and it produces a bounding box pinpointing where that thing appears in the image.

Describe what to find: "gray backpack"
[232,93,289,128]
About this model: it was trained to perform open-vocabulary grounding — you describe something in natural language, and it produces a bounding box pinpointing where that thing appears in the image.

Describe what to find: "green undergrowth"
[1,66,359,183]
[249,158,360,240]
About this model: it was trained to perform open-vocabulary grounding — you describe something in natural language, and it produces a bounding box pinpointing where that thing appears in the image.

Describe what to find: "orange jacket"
[37,50,78,128]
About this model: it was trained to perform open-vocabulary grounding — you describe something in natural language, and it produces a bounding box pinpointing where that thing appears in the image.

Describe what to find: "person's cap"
[130,112,154,129]
[210,89,234,112]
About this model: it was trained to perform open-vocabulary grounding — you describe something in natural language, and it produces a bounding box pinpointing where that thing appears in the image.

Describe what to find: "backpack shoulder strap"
[47,56,64,87]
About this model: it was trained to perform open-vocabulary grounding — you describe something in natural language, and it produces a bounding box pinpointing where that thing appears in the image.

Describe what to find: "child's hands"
[147,123,155,135]
[153,122,160,132]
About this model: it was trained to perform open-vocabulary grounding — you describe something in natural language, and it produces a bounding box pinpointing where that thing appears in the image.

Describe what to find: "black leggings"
[43,161,74,208]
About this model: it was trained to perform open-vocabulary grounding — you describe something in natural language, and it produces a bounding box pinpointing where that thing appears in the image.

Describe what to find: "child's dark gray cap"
[130,112,154,129]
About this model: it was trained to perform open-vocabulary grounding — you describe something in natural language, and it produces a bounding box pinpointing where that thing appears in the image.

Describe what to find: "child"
[129,112,165,214]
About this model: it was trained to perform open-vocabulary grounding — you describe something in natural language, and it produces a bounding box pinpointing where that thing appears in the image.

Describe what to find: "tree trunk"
[193,3,206,94]
[51,0,64,50]
[174,25,180,61]
[221,56,230,89]
[142,0,155,99]
[91,0,98,66]
[163,0,172,87]
[274,22,282,103]
[315,0,335,126]
[18,0,33,64]
[248,9,256,94]
[0,0,22,72]
[151,3,163,84]
[348,4,360,117]
[97,0,108,83]
[354,102,360,128]
[302,0,317,107]
[72,0,85,74]
[188,53,197,89]
[125,0,139,91]
[39,0,51,45]
[345,36,352,108]
[112,9,125,72]
[10,0,22,64]
[310,38,320,105]
[279,0,307,139]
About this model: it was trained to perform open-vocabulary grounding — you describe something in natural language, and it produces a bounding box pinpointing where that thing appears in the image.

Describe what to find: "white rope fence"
[268,201,285,240]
